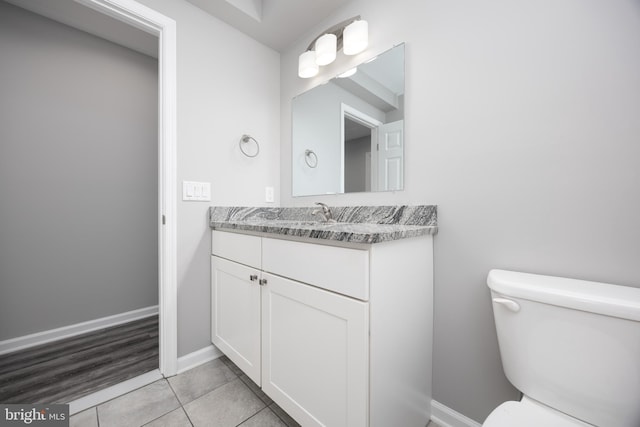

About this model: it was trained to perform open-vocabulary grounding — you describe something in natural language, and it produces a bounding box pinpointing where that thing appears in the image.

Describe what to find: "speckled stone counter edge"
[209,205,437,244]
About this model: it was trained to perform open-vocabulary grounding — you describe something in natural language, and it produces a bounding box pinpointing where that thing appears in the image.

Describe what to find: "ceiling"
[186,0,352,52]
[5,0,158,57]
[5,0,353,59]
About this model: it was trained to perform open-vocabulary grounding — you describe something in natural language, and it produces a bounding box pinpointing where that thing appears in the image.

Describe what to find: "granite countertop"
[209,205,437,244]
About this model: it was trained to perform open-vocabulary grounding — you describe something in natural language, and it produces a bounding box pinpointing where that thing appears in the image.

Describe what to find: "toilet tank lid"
[487,269,640,322]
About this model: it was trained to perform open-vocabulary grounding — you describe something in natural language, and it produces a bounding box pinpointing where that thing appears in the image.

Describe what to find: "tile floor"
[70,356,298,427]
[70,355,442,427]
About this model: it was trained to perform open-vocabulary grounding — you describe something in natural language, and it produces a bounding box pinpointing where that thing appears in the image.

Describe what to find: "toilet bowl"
[484,269,640,427]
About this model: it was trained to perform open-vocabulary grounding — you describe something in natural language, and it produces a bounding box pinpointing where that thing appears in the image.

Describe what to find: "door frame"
[77,0,178,376]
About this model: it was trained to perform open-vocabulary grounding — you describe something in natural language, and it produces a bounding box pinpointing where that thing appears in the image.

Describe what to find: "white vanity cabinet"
[211,229,433,427]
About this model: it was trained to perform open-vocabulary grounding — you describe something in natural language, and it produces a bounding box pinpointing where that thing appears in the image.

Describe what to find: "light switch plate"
[183,181,211,201]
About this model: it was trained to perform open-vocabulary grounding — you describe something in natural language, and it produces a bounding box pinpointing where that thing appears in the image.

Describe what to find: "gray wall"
[0,1,158,340]
[133,0,281,358]
[345,135,370,193]
[281,0,640,423]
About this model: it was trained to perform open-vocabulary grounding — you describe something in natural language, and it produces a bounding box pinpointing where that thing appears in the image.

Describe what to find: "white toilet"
[484,269,640,427]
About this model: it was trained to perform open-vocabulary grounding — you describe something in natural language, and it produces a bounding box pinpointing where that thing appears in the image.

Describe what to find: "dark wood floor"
[0,316,158,404]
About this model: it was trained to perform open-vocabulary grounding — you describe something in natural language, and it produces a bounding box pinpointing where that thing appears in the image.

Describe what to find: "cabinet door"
[261,272,369,427]
[211,256,261,385]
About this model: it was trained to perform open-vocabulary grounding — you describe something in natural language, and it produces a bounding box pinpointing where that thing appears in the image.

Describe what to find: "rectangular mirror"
[292,43,405,197]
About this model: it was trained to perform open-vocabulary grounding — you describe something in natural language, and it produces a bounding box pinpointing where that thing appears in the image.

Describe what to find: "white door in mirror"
[377,120,404,191]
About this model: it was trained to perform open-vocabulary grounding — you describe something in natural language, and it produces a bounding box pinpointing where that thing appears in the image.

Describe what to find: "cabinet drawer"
[212,231,261,268]
[262,237,369,300]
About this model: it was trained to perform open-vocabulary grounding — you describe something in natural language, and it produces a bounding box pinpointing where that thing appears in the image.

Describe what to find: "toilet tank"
[487,270,640,427]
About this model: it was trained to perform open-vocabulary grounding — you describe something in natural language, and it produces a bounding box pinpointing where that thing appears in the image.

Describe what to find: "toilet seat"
[483,397,593,427]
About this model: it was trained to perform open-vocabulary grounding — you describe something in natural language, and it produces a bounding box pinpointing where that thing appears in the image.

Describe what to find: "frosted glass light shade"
[343,20,368,55]
[298,50,319,78]
[315,33,337,66]
[338,67,357,78]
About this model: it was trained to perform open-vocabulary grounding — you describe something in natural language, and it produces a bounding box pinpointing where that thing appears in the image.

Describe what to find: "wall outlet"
[183,181,211,201]
[265,186,275,203]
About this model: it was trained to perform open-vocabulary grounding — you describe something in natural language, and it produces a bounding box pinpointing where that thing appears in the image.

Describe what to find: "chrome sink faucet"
[312,202,336,223]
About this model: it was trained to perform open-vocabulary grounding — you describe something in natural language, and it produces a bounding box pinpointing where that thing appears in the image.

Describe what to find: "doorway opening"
[74,0,177,380]
[341,103,382,193]
[0,0,177,411]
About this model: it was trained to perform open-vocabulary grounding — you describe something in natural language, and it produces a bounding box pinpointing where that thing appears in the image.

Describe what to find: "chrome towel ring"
[239,134,260,157]
[305,149,318,168]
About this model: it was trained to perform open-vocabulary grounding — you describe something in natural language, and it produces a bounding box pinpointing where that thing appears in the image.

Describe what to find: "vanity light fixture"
[298,50,319,79]
[343,20,368,55]
[298,16,368,79]
[315,33,337,66]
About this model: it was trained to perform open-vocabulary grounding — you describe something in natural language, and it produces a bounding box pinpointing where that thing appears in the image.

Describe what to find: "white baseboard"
[176,344,223,374]
[431,400,483,427]
[69,369,163,415]
[0,305,159,355]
